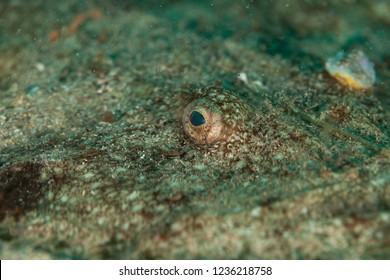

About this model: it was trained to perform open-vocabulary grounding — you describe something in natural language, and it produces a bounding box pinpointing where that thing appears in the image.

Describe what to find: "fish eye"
[181,98,223,145]
[190,111,206,126]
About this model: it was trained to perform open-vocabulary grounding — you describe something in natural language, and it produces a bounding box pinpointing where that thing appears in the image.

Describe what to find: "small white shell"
[325,50,376,90]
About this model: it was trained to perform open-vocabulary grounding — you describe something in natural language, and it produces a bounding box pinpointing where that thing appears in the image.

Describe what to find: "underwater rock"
[325,50,376,90]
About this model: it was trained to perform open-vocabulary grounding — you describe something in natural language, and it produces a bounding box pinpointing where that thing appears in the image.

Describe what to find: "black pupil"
[190,111,206,126]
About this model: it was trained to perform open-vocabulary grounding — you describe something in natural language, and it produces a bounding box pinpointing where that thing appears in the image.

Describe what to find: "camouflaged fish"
[179,87,290,161]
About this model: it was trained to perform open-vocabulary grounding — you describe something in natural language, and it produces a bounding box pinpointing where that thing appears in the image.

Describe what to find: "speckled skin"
[180,87,290,162]
[181,87,253,150]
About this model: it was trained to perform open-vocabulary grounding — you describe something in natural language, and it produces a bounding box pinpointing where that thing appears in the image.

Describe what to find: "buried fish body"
[179,86,382,165]
[180,87,286,159]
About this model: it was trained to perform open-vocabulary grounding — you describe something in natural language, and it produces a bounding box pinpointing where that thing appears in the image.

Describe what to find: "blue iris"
[190,111,206,126]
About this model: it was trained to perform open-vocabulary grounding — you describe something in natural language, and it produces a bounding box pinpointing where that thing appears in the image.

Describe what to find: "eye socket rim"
[189,110,207,127]
[182,99,223,145]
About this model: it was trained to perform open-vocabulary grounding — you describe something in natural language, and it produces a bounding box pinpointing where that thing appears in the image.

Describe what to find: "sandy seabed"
[0,0,389,259]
